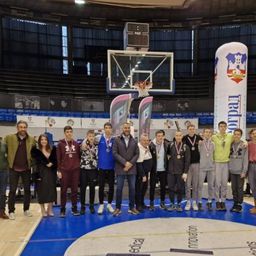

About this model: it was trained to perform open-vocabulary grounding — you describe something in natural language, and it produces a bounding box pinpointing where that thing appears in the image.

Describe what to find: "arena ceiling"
[0,0,256,28]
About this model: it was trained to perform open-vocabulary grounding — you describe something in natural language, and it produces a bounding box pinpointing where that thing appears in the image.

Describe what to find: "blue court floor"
[21,200,256,256]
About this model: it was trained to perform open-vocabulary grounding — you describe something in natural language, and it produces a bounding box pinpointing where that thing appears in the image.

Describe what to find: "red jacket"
[57,139,80,172]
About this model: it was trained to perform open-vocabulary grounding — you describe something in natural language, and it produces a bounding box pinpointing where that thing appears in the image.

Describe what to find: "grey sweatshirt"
[229,141,248,175]
[198,139,215,171]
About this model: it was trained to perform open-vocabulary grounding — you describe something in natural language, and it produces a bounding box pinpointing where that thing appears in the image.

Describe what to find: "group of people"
[0,119,256,220]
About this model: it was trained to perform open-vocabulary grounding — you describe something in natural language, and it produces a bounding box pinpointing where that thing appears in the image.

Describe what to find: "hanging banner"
[138,96,153,138]
[110,94,132,136]
[16,115,81,128]
[214,42,248,134]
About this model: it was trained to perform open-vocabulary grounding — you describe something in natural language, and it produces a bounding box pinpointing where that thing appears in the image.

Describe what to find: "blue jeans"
[0,171,8,210]
[116,174,136,210]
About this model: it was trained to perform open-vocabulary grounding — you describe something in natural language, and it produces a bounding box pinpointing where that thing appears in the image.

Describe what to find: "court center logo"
[226,52,247,83]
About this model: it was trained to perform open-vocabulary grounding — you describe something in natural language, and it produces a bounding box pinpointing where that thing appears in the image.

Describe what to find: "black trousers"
[230,174,244,204]
[135,172,149,207]
[80,169,98,206]
[98,169,115,204]
[8,169,31,213]
[168,173,184,204]
[150,171,167,202]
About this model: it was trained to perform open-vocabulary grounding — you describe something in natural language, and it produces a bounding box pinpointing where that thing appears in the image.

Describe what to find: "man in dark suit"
[112,122,139,216]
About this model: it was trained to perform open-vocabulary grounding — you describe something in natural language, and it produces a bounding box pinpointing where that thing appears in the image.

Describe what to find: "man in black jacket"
[149,130,169,210]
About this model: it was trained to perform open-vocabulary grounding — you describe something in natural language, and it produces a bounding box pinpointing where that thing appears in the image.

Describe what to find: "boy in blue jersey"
[97,122,115,214]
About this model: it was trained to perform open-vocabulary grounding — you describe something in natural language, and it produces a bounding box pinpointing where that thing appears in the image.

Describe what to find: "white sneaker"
[9,212,15,220]
[24,210,33,217]
[192,201,198,211]
[106,204,115,213]
[185,200,191,211]
[97,204,104,215]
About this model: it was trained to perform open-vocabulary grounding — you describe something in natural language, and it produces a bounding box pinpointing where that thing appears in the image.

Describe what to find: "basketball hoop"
[132,81,152,98]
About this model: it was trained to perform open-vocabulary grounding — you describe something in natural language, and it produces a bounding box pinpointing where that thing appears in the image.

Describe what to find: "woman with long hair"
[31,134,57,217]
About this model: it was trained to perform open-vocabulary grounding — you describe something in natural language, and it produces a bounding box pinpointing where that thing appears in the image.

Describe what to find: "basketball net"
[133,81,152,98]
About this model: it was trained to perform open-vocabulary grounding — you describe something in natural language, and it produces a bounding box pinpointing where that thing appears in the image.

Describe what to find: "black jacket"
[167,142,191,174]
[149,140,169,172]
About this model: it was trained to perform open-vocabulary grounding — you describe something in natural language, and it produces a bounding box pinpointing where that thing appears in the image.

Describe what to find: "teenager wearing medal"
[229,128,248,213]
[248,128,256,214]
[80,130,98,214]
[112,122,139,216]
[198,128,215,211]
[167,130,190,212]
[136,134,153,212]
[96,122,115,215]
[183,124,203,211]
[149,130,169,210]
[57,126,81,217]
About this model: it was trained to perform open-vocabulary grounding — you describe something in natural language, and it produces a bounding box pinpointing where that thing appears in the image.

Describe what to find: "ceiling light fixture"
[75,0,85,4]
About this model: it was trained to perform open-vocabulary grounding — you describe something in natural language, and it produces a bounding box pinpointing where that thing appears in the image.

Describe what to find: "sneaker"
[71,207,80,216]
[24,210,32,217]
[167,204,175,212]
[106,204,115,213]
[192,201,198,211]
[89,205,95,214]
[9,212,15,220]
[160,201,167,210]
[142,204,149,210]
[128,208,140,215]
[149,201,155,211]
[60,208,66,218]
[185,200,191,211]
[98,204,104,215]
[198,202,203,211]
[176,204,183,212]
[207,202,212,211]
[221,202,227,211]
[230,204,238,212]
[113,208,122,217]
[236,204,243,213]
[136,206,144,213]
[216,202,222,211]
[80,206,85,215]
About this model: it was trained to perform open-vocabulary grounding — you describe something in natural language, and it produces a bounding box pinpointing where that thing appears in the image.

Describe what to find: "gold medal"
[206,153,209,157]
[191,146,195,151]
[177,154,181,159]
[69,153,73,158]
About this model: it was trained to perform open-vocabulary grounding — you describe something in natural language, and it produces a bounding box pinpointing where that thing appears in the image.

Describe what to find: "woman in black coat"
[31,134,57,217]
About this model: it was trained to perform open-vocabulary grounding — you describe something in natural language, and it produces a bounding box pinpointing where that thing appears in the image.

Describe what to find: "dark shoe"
[221,202,227,211]
[113,208,122,216]
[167,204,175,212]
[142,203,149,209]
[198,202,203,211]
[236,204,243,213]
[230,204,238,212]
[216,202,221,211]
[60,208,66,218]
[0,210,9,219]
[207,202,213,211]
[89,205,95,214]
[80,206,86,215]
[160,201,167,210]
[71,207,80,216]
[136,206,144,213]
[128,208,140,215]
[176,204,183,212]
[149,201,155,211]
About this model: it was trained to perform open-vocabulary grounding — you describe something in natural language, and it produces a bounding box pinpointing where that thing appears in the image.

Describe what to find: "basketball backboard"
[107,50,175,95]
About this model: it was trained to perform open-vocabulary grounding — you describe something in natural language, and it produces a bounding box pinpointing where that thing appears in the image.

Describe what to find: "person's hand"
[240,172,246,178]
[142,176,147,182]
[182,173,187,182]
[242,141,248,148]
[81,143,88,151]
[46,162,53,167]
[125,161,133,170]
[57,171,62,179]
